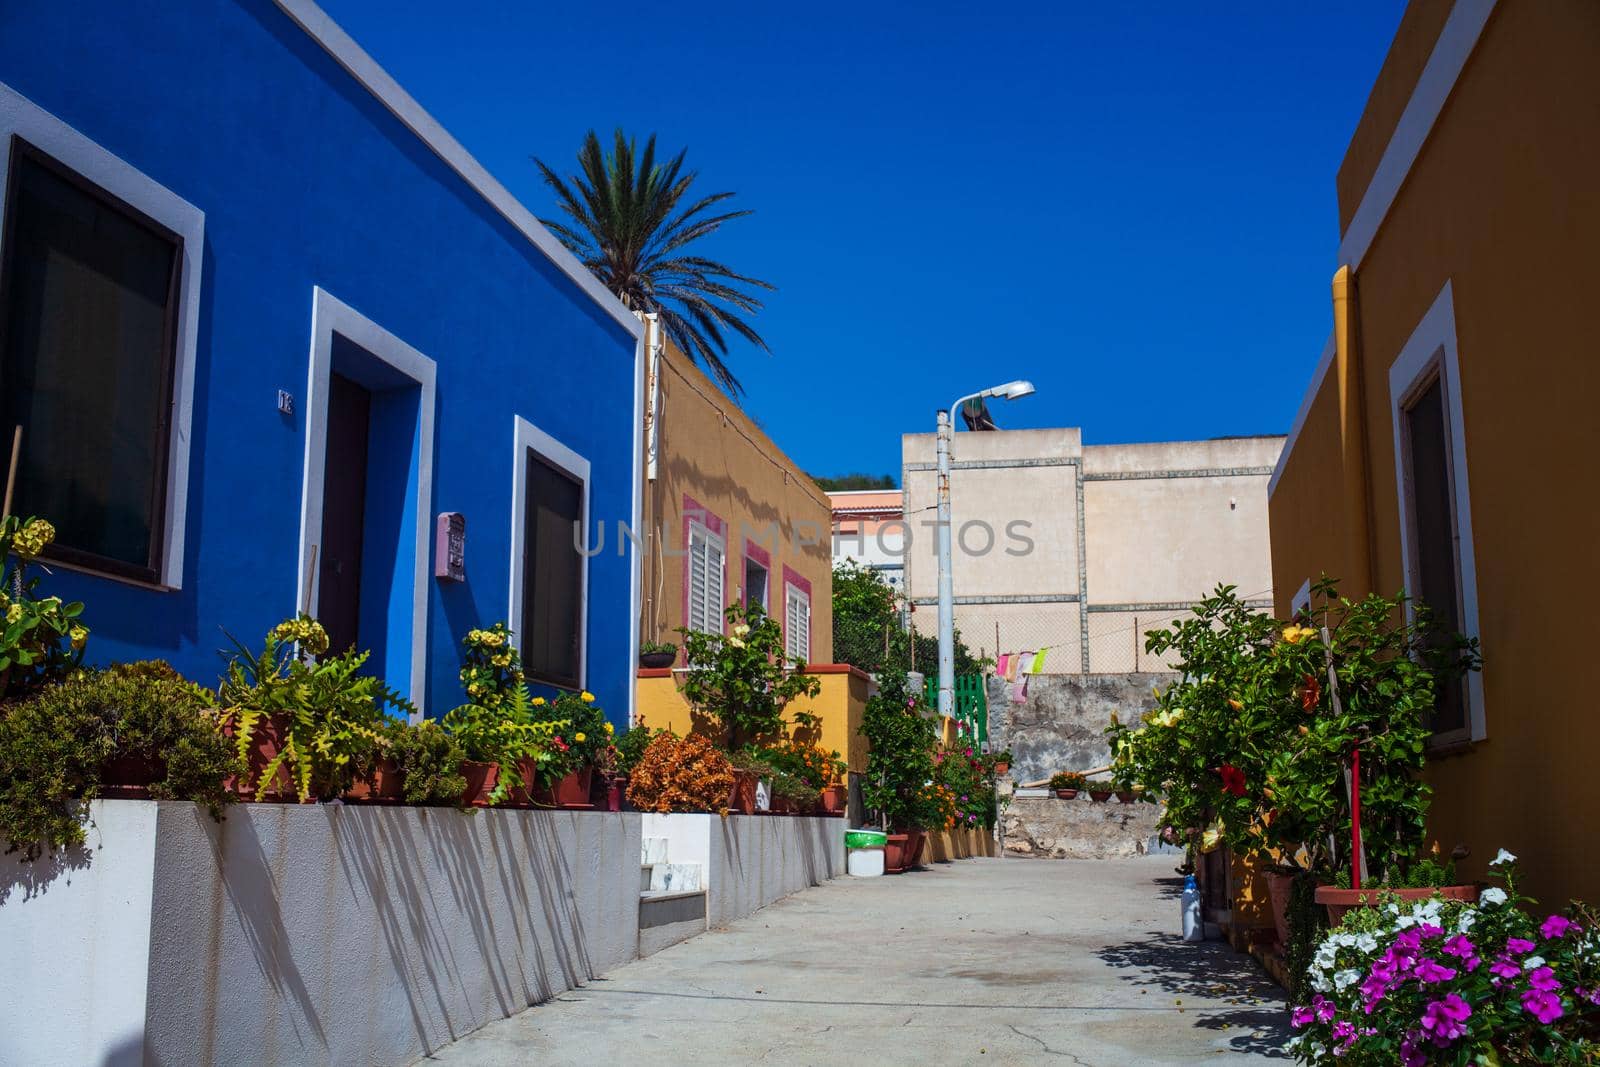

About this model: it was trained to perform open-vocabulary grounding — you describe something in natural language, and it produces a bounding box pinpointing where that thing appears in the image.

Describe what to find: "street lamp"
[935,380,1036,718]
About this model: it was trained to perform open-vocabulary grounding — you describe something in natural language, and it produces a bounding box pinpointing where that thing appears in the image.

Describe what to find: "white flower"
[1457,911,1478,934]
[1311,970,1331,993]
[1480,888,1508,906]
[1356,933,1378,953]
[1334,968,1360,991]
[1490,848,1517,867]
[1523,955,1546,970]
[1397,915,1418,929]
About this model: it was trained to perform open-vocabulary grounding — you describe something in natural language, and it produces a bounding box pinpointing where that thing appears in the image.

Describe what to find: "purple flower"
[1313,994,1336,1024]
[1360,974,1389,1012]
[1527,966,1561,994]
[1290,1006,1314,1029]
[1507,937,1536,955]
[1490,954,1522,984]
[1417,923,1445,939]
[1399,1032,1426,1067]
[1413,957,1458,983]
[1581,987,1600,1007]
[1441,934,1479,972]
[1420,994,1471,1047]
[1541,914,1579,940]
[1393,928,1424,955]
[1521,988,1564,1024]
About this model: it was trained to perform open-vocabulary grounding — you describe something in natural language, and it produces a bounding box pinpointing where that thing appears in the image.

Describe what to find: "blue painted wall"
[0,0,639,723]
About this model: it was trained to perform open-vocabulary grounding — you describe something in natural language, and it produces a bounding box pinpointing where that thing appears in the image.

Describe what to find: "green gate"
[924,674,988,743]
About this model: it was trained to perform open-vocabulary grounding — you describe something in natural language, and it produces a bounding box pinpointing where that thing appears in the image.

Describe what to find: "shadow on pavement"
[1095,920,1292,1060]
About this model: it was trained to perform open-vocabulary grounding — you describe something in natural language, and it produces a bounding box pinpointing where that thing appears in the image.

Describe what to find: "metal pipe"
[936,407,955,718]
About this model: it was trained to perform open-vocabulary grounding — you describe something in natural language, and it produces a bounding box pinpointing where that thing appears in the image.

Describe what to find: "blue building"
[0,0,644,724]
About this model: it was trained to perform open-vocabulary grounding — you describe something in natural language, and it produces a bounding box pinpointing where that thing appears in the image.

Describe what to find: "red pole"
[1350,745,1362,892]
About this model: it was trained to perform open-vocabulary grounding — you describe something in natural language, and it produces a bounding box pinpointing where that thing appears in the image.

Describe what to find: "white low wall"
[0,802,845,1066]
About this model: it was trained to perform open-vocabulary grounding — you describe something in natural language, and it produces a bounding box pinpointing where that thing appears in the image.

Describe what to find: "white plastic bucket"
[847,848,885,877]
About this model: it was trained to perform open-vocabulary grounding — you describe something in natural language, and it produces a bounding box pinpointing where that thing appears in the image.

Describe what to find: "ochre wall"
[640,341,833,662]
[635,665,870,774]
[1271,1,1600,903]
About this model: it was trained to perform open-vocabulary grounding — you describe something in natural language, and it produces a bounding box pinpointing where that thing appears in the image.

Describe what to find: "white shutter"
[785,584,810,662]
[688,522,725,633]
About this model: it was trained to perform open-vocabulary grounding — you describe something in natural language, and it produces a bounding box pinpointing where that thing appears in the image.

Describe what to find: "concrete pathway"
[425,855,1290,1065]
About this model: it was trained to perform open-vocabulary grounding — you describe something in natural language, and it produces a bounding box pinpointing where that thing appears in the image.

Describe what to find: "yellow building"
[1268,0,1600,904]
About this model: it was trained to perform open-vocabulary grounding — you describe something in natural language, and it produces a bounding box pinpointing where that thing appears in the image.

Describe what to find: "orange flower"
[1300,673,1320,712]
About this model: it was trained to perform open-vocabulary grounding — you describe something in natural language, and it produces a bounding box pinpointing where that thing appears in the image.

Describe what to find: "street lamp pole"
[934,380,1036,720]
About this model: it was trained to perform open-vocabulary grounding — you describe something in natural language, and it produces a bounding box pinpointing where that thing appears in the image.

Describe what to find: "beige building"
[901,429,1283,671]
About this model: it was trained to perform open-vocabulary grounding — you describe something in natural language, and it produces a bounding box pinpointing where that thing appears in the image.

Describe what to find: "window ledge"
[1425,736,1479,760]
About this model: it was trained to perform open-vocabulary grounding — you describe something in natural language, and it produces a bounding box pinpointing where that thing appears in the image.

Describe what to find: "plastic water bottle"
[1181,874,1203,942]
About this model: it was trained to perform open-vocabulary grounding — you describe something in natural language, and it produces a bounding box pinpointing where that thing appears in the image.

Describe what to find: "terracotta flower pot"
[993,761,1010,777]
[532,767,595,809]
[604,775,628,812]
[99,752,165,799]
[224,712,301,802]
[904,829,926,869]
[345,757,405,804]
[1265,870,1296,947]
[1115,790,1136,804]
[728,770,758,815]
[769,795,794,815]
[884,833,910,873]
[459,760,499,807]
[1314,883,1479,927]
[819,783,846,815]
[1054,788,1078,800]
[1088,787,1113,803]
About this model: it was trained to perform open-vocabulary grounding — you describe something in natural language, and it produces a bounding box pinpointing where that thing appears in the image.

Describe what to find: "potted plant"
[726,749,773,815]
[678,602,820,752]
[1050,771,1086,799]
[217,616,411,803]
[442,624,562,806]
[524,689,612,809]
[625,732,734,813]
[819,780,847,815]
[639,640,677,670]
[769,772,819,816]
[386,719,469,806]
[859,672,938,869]
[1086,781,1114,803]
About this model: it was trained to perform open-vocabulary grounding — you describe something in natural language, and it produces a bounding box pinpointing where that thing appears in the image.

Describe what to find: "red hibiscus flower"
[1301,673,1321,712]
[1217,764,1247,797]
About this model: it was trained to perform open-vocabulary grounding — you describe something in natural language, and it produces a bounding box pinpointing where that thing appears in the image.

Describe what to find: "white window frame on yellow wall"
[784,582,811,663]
[1388,280,1484,745]
[686,521,725,635]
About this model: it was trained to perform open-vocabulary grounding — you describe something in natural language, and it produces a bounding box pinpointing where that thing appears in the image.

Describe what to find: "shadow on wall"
[0,839,93,905]
[158,805,621,1064]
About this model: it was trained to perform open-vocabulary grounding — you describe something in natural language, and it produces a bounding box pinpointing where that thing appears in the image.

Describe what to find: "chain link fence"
[906,605,1204,676]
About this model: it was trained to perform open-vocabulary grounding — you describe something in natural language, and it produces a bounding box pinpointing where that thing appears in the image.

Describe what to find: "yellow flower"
[727,636,746,649]
[5,603,20,625]
[11,518,55,557]
[69,625,88,651]
[732,623,751,639]
[574,732,586,743]
[1281,625,1316,645]
[580,691,595,703]
[1200,827,1222,853]
[1154,708,1184,728]
[531,696,547,706]
[1227,698,1243,711]
[604,722,614,735]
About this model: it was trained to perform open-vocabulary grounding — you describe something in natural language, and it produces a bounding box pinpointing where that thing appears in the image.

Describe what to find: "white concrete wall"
[2,803,845,1067]
[0,800,159,1067]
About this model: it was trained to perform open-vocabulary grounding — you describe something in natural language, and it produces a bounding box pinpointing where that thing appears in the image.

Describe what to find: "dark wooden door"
[317,373,371,656]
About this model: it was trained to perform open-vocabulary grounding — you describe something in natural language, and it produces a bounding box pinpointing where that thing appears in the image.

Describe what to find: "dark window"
[0,138,181,583]
[744,556,768,612]
[1403,372,1467,737]
[521,450,583,688]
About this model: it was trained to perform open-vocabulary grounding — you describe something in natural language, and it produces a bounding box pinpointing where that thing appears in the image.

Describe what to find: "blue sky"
[321,0,1405,481]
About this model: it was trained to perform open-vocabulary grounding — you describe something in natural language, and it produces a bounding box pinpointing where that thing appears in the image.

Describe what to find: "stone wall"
[991,671,1175,784]
[1001,795,1167,859]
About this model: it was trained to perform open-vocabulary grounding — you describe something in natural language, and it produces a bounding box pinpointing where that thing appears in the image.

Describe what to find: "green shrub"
[0,515,88,701]
[678,602,819,750]
[614,722,666,774]
[0,663,239,859]
[770,771,819,811]
[386,719,469,806]
[859,670,938,831]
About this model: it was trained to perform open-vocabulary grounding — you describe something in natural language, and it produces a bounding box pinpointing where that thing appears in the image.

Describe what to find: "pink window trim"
[742,539,772,614]
[682,494,727,634]
[781,565,812,658]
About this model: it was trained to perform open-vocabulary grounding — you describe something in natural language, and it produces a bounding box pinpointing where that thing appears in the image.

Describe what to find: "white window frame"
[1388,280,1484,744]
[0,82,204,590]
[1291,578,1313,619]
[784,581,811,663]
[297,287,435,717]
[508,414,590,691]
[686,520,725,635]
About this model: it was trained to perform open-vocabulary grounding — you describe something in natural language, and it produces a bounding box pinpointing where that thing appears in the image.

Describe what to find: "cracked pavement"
[422,855,1290,1065]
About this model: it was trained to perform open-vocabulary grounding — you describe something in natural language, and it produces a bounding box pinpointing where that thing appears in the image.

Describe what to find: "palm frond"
[533,129,773,396]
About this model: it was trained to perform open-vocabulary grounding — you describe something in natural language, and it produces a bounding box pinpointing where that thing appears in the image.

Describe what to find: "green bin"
[844,829,887,849]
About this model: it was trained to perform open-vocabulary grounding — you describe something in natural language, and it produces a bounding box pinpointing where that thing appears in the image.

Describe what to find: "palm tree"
[535,129,773,395]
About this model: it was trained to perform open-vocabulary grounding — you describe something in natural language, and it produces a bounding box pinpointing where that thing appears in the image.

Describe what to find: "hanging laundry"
[995,653,1010,678]
[1031,648,1048,674]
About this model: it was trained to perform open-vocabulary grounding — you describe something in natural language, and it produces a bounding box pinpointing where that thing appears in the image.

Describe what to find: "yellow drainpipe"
[1332,265,1374,594]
